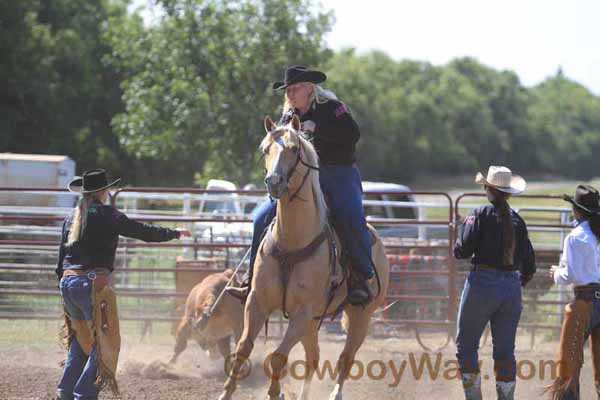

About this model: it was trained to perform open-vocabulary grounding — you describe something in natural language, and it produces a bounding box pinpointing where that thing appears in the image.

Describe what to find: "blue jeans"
[561,297,600,400]
[250,164,374,278]
[58,275,98,400]
[456,269,522,381]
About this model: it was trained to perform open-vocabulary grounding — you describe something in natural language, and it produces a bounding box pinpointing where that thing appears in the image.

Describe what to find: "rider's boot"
[226,266,252,302]
[347,270,373,306]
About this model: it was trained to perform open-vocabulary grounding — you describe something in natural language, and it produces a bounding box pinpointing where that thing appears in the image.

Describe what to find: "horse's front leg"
[329,307,372,400]
[267,309,311,400]
[218,290,266,400]
[299,322,320,400]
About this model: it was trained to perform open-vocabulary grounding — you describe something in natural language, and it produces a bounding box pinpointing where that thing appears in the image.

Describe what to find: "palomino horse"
[218,115,389,400]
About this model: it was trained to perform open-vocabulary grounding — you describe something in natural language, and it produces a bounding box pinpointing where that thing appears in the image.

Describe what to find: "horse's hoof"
[267,394,285,400]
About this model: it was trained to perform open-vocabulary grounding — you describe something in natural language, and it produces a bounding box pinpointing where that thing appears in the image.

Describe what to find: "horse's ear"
[291,114,301,131]
[264,115,276,133]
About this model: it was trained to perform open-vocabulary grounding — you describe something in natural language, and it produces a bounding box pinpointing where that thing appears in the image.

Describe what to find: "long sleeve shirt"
[554,220,600,286]
[454,204,536,275]
[55,201,180,278]
[279,99,360,165]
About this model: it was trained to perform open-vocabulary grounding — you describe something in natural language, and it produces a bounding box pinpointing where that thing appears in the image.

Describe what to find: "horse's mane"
[297,133,328,224]
[260,126,328,225]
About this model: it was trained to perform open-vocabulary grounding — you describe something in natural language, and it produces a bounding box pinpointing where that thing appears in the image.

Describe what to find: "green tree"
[105,0,333,185]
[0,0,131,176]
[528,73,600,178]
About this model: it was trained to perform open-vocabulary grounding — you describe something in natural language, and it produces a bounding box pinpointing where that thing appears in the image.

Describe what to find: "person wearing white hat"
[454,166,536,400]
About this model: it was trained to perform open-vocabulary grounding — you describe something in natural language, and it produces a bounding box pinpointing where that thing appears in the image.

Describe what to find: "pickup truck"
[362,181,449,241]
[195,179,449,243]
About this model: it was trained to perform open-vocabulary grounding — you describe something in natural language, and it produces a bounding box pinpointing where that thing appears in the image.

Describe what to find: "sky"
[132,0,600,94]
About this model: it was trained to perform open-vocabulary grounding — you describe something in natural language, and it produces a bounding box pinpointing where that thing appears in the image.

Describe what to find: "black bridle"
[268,134,320,202]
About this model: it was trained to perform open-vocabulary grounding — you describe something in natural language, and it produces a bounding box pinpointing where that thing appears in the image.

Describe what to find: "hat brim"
[68,177,121,194]
[475,172,526,195]
[272,70,327,90]
[562,194,600,215]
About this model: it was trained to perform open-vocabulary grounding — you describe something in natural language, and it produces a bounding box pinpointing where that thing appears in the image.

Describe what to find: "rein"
[264,134,336,320]
[286,140,320,202]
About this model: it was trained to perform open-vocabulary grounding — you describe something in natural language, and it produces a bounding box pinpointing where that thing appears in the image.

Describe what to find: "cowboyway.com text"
[224,352,559,386]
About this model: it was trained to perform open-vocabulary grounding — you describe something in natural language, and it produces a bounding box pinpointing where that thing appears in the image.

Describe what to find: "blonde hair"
[67,189,108,245]
[283,84,338,112]
[297,133,328,225]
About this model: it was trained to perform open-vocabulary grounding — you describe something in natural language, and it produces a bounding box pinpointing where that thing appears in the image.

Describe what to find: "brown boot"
[226,284,249,302]
[347,273,373,306]
[226,269,251,302]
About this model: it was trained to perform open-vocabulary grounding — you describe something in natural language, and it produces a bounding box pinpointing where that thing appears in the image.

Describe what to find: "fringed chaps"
[547,299,593,399]
[60,280,121,396]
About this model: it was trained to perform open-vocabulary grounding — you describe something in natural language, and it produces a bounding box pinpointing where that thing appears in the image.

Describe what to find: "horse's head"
[260,115,304,199]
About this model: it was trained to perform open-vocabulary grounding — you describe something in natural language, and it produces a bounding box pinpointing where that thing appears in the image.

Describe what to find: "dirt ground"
[0,321,598,400]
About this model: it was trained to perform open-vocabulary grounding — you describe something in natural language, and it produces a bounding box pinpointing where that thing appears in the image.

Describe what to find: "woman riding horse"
[228,65,374,306]
[219,113,389,400]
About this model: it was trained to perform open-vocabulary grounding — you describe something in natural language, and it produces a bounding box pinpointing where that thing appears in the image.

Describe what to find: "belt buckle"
[87,271,97,280]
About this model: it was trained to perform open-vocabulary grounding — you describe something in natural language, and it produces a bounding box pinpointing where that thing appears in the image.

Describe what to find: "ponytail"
[67,190,107,245]
[590,214,600,241]
[497,200,516,266]
[488,186,516,266]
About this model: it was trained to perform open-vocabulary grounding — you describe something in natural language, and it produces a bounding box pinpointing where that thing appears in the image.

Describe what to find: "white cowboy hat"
[475,166,526,194]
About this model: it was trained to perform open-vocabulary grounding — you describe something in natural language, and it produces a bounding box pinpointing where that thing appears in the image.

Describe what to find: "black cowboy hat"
[563,184,600,214]
[272,65,327,90]
[68,169,121,194]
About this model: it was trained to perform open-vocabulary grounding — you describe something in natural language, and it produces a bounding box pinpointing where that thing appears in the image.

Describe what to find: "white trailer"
[0,153,76,207]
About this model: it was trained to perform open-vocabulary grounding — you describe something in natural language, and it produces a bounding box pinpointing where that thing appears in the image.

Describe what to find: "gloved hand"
[301,120,316,133]
[279,108,297,125]
[520,273,534,287]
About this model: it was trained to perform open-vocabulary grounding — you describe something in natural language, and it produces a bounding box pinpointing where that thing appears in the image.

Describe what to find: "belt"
[471,265,517,272]
[62,269,112,290]
[574,283,600,302]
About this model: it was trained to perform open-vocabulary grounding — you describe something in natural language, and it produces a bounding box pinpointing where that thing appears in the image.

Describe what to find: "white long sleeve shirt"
[554,220,600,286]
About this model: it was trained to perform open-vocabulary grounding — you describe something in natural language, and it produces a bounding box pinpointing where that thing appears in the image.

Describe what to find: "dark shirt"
[55,201,180,278]
[454,204,536,275]
[279,99,360,165]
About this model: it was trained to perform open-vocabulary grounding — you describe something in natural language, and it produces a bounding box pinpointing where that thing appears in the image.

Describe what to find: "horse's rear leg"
[169,317,191,364]
[329,307,372,400]
[299,323,320,400]
[267,310,311,400]
[218,291,267,400]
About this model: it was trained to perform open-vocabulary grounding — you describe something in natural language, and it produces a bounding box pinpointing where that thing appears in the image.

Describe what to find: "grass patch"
[0,319,179,346]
